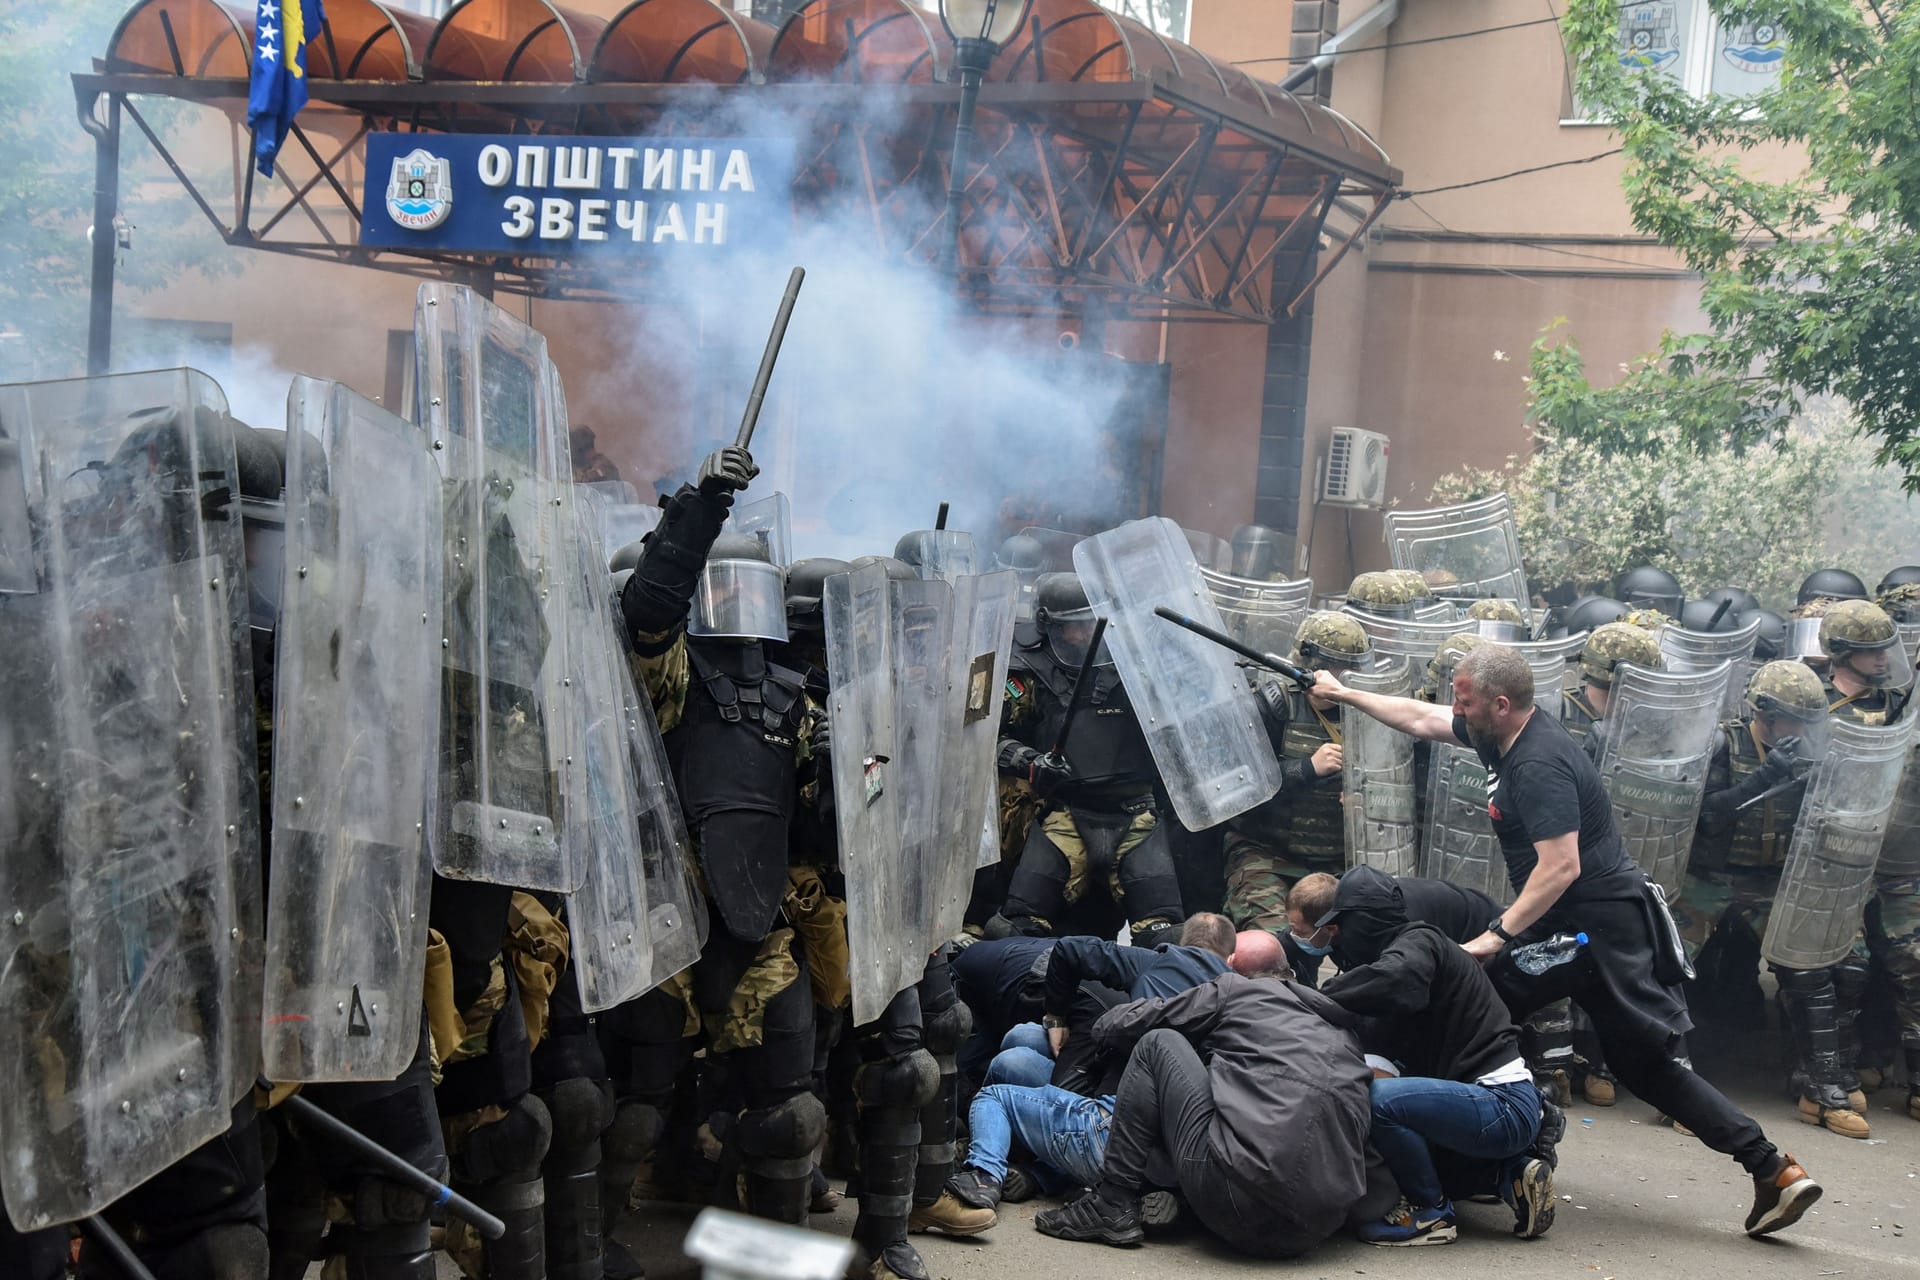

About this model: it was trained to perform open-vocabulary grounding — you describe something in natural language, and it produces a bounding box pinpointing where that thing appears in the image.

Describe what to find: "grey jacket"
[1091,972,1372,1227]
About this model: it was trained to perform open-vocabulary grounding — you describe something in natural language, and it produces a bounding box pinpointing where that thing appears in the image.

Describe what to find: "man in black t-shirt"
[1316,643,1821,1240]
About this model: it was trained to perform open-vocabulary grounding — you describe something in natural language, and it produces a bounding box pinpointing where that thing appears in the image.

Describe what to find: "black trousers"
[1493,931,1776,1175]
[1097,1030,1320,1258]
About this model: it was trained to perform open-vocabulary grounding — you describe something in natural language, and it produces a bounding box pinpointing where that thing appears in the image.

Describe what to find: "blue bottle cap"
[1574,932,1589,946]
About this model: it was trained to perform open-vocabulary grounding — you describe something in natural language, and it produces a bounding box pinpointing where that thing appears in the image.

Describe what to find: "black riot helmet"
[235,422,289,641]
[1614,565,1683,617]
[1563,595,1629,635]
[1878,566,1920,594]
[1736,607,1790,661]
[1680,598,1740,633]
[1797,568,1867,606]
[1034,571,1109,667]
[690,532,787,641]
[784,557,852,636]
[1230,524,1287,581]
[1701,586,1761,617]
[997,533,1044,573]
[849,554,918,582]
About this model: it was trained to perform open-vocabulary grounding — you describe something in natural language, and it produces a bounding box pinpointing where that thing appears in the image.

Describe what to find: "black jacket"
[1042,938,1231,1019]
[1398,876,1500,945]
[1092,974,1371,1233]
[1322,923,1523,1083]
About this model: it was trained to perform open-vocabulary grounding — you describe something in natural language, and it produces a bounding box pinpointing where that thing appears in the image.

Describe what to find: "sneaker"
[909,1191,996,1236]
[1534,1096,1566,1170]
[1508,1158,1556,1239]
[1796,1093,1871,1139]
[946,1168,1002,1211]
[1034,1190,1145,1247]
[1140,1189,1183,1230]
[1745,1154,1821,1237]
[1000,1164,1038,1204]
[1358,1199,1458,1247]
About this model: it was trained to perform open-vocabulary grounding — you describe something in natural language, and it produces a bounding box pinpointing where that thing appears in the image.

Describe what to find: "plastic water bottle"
[1511,932,1589,976]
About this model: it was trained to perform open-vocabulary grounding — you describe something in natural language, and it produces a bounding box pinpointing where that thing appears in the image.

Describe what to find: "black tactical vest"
[1017,644,1158,810]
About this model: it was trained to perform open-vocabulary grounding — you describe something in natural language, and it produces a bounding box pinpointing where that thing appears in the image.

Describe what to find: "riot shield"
[416,283,580,892]
[1349,611,1475,671]
[1764,716,1918,969]
[1201,566,1312,659]
[897,529,980,584]
[825,564,955,1026]
[1878,736,1920,878]
[1657,616,1761,721]
[1072,518,1283,831]
[0,370,256,1229]
[261,378,442,1083]
[1511,633,1589,720]
[599,502,661,565]
[732,491,793,569]
[1343,659,1419,876]
[1593,660,1735,898]
[937,570,1020,925]
[557,492,658,1012]
[1383,495,1529,605]
[1422,740,1513,906]
[1182,527,1232,572]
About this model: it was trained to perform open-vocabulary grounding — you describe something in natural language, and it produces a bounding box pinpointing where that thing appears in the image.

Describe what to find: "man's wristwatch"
[1488,917,1516,944]
[1042,1015,1067,1030]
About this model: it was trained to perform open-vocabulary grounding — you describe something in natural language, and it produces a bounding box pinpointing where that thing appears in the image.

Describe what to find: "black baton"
[1046,617,1109,765]
[735,266,805,450]
[1153,605,1315,690]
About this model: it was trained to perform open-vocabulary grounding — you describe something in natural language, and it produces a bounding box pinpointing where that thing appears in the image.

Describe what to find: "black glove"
[997,741,1074,793]
[808,712,832,762]
[697,446,758,496]
[1755,736,1805,787]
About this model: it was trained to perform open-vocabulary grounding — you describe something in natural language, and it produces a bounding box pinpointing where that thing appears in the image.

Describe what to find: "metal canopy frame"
[76,0,1399,370]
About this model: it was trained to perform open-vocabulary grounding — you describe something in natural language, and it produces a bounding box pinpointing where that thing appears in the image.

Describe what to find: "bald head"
[1230,930,1290,977]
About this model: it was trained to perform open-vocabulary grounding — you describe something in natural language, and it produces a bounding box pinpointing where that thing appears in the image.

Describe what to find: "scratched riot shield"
[1512,633,1589,721]
[896,529,981,584]
[825,564,955,1026]
[416,283,580,892]
[580,480,661,566]
[1182,527,1232,572]
[941,569,1020,896]
[1018,526,1084,572]
[0,370,257,1229]
[1593,660,1735,898]
[1384,495,1529,605]
[556,492,659,1011]
[1201,566,1312,659]
[1349,611,1476,673]
[1657,616,1761,721]
[1764,716,1918,969]
[1072,518,1283,831]
[1342,659,1419,875]
[261,378,442,1082]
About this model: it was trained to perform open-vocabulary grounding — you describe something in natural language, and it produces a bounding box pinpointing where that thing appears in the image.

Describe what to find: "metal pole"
[80,1216,160,1280]
[80,91,122,376]
[942,39,995,274]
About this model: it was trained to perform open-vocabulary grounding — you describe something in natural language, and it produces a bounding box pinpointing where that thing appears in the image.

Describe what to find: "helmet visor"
[1839,634,1915,690]
[1474,619,1527,643]
[1044,605,1111,668]
[690,559,790,642]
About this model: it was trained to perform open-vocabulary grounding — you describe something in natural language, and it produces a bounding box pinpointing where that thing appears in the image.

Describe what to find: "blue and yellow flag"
[248,0,326,178]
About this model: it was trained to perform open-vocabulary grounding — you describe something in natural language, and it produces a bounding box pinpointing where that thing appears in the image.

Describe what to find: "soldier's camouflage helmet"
[1819,598,1898,660]
[1294,610,1372,671]
[1875,581,1920,624]
[1580,620,1665,687]
[1345,570,1422,618]
[1465,598,1524,625]
[1386,568,1435,600]
[1745,659,1827,724]
[1420,631,1488,700]
[1620,607,1671,633]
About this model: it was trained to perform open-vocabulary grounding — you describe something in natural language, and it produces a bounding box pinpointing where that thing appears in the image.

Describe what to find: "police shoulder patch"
[1006,675,1028,700]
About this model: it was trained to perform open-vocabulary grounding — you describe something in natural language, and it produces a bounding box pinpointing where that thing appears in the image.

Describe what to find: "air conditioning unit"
[1319,427,1391,509]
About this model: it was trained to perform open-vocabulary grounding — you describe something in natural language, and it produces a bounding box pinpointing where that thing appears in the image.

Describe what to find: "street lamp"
[936,0,1033,273]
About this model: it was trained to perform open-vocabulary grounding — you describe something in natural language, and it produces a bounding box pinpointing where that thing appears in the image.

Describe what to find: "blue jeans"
[1369,1076,1541,1209]
[965,1083,1112,1189]
[985,1023,1054,1088]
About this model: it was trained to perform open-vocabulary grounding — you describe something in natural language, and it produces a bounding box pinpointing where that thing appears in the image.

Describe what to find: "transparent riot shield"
[1349,611,1476,672]
[1201,566,1312,659]
[599,503,661,566]
[1657,616,1761,721]
[1877,737,1920,878]
[1764,716,1918,969]
[1182,527,1232,572]
[416,283,580,892]
[1072,518,1283,831]
[1018,526,1083,572]
[261,378,442,1082]
[825,564,956,1026]
[0,370,256,1229]
[1343,659,1419,876]
[1594,660,1735,898]
[732,492,793,569]
[940,571,1020,910]
[897,529,980,584]
[1383,495,1529,605]
[557,493,657,1012]
[1422,742,1513,907]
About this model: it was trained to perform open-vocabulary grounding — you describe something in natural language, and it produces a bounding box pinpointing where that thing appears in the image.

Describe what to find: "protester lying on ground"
[1315,866,1556,1246]
[1033,969,1376,1256]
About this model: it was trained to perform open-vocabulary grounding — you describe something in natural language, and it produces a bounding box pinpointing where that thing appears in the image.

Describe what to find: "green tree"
[1,0,236,379]
[1435,328,1920,609]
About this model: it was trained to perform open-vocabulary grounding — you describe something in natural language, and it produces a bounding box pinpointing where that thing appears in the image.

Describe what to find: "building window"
[1571,4,1782,119]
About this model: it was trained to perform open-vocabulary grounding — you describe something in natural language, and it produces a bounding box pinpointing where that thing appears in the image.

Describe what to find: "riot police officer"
[1616,565,1684,618]
[1798,568,1869,607]
[993,573,1185,947]
[1564,621,1667,747]
[1465,597,1527,640]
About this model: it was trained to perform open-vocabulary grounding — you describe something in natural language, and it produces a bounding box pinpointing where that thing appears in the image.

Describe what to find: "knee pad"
[1832,955,1873,1005]
[922,1003,970,1057]
[604,1101,666,1166]
[735,1093,828,1170]
[1774,964,1836,1001]
[453,1093,553,1186]
[854,1050,940,1110]
[543,1077,612,1157]
[981,912,1016,941]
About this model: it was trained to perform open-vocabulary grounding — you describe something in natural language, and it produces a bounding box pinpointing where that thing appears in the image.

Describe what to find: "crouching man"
[1033,968,1373,1256]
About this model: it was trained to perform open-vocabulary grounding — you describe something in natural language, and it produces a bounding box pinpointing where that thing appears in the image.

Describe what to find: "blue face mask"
[1291,935,1332,958]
